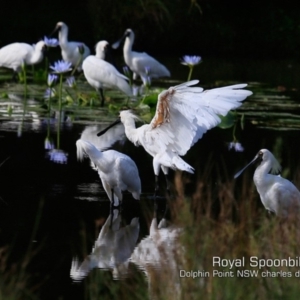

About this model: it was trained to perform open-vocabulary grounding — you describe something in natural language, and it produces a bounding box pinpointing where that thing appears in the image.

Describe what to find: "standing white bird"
[113,28,170,84]
[53,22,90,71]
[76,139,141,206]
[234,149,300,218]
[82,40,133,107]
[97,80,252,195]
[0,41,46,77]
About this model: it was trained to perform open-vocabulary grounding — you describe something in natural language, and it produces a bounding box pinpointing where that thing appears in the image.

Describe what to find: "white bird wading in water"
[76,139,141,207]
[53,21,90,71]
[112,28,170,85]
[234,149,300,218]
[97,80,252,196]
[82,41,132,107]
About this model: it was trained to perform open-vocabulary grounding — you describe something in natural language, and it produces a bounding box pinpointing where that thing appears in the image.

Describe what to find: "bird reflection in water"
[80,123,126,151]
[70,208,140,281]
[130,204,184,300]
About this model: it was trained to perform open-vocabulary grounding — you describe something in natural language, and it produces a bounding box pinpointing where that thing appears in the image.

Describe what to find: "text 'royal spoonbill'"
[97,80,252,195]
[0,41,46,78]
[53,22,90,71]
[76,139,141,206]
[234,149,300,218]
[113,28,170,85]
[82,41,132,107]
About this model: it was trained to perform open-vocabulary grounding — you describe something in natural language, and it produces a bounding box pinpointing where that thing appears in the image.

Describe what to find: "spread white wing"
[149,80,252,156]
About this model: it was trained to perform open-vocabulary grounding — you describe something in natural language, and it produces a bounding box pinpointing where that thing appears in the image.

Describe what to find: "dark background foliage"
[0,0,299,58]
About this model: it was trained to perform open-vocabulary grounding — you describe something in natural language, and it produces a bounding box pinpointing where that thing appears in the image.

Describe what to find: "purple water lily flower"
[228,142,244,152]
[44,36,59,47]
[66,76,76,88]
[45,137,55,150]
[141,67,151,87]
[181,55,202,67]
[47,74,58,87]
[141,75,151,87]
[132,85,140,96]
[50,60,72,74]
[47,149,68,164]
[44,88,56,99]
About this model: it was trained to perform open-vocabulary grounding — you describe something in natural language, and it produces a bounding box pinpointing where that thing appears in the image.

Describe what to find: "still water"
[0,57,300,299]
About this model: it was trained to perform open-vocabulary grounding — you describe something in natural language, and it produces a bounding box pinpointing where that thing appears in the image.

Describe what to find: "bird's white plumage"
[80,123,126,150]
[116,29,170,83]
[252,149,300,217]
[56,21,90,71]
[82,41,132,100]
[119,80,252,176]
[130,217,184,298]
[76,139,141,205]
[0,41,45,72]
[71,209,139,281]
[95,40,107,60]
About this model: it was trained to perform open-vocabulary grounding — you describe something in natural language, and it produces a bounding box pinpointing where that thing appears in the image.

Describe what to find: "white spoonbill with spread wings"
[113,28,170,84]
[53,22,90,71]
[97,80,252,194]
[76,139,141,206]
[0,41,46,77]
[82,40,133,107]
[234,149,300,218]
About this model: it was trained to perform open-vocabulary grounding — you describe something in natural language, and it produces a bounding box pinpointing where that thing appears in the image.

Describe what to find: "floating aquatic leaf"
[142,93,158,107]
[218,111,236,129]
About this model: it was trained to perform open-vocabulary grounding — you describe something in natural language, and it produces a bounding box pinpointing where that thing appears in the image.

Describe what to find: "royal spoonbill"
[234,149,300,218]
[113,28,170,84]
[53,22,90,71]
[0,41,46,78]
[97,80,252,195]
[76,139,141,206]
[82,40,132,107]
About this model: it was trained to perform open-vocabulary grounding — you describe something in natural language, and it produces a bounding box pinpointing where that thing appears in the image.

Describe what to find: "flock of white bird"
[0,21,299,218]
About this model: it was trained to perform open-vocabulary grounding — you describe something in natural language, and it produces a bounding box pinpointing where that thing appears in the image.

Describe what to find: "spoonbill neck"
[30,47,44,64]
[58,27,69,47]
[123,35,134,55]
[253,159,274,184]
[122,117,138,143]
[77,140,102,163]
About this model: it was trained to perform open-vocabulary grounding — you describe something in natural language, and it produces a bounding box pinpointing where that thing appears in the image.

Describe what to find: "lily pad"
[142,93,159,107]
[218,111,236,129]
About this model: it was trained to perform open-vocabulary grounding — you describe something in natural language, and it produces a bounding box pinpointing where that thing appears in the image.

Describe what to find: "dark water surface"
[0,58,300,299]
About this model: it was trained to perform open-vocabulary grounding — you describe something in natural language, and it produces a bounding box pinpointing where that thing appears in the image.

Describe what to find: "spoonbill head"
[82,41,132,107]
[113,28,170,84]
[98,80,252,196]
[0,41,46,75]
[95,40,109,60]
[76,139,141,206]
[235,149,300,218]
[53,21,91,71]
